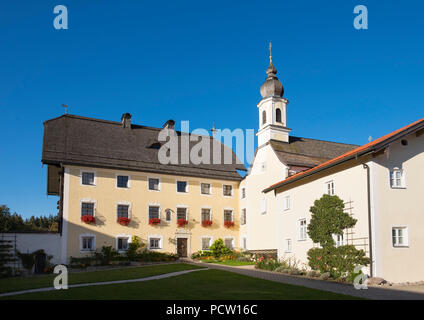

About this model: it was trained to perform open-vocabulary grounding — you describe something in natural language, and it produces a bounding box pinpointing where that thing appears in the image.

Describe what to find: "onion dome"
[260,61,284,98]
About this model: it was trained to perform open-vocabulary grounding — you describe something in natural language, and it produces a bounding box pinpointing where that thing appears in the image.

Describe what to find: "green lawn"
[0,263,203,294]
[203,260,255,266]
[2,268,360,300]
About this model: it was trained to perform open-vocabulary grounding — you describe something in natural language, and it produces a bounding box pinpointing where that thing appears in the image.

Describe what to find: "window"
[177,181,187,193]
[148,178,160,191]
[149,206,160,219]
[276,108,282,123]
[177,207,187,220]
[149,238,161,249]
[241,208,247,225]
[283,195,291,211]
[325,181,335,195]
[117,237,129,251]
[241,188,246,199]
[81,172,95,186]
[201,208,211,222]
[333,234,344,247]
[224,210,233,222]
[262,110,266,125]
[202,237,212,250]
[224,238,234,250]
[223,185,232,196]
[390,169,406,188]
[165,209,172,222]
[117,175,129,188]
[392,227,408,247]
[81,202,94,216]
[242,237,247,250]
[201,183,211,195]
[285,239,292,253]
[298,219,307,241]
[81,236,94,251]
[261,197,267,214]
[117,204,129,218]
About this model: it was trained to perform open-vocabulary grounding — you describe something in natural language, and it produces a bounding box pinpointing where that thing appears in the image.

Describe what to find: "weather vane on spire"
[62,104,68,114]
[269,41,273,65]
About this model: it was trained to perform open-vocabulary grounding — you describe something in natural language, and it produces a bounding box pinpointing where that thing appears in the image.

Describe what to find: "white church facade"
[240,54,424,283]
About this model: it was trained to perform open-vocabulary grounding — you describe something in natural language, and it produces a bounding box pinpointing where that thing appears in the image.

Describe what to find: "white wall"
[1,233,62,265]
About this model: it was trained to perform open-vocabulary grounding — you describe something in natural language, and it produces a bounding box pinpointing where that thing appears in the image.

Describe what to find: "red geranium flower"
[224,221,234,228]
[81,215,96,224]
[201,220,212,227]
[149,218,161,225]
[117,217,130,226]
[177,219,188,227]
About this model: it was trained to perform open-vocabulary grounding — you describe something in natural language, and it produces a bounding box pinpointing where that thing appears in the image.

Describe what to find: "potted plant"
[177,219,188,227]
[224,221,234,228]
[202,220,213,227]
[149,218,161,225]
[117,217,130,226]
[81,215,96,224]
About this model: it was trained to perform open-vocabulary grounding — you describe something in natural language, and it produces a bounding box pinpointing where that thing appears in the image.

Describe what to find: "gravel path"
[196,262,424,300]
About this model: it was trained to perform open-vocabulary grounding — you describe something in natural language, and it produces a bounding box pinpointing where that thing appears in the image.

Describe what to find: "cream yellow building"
[42,114,244,263]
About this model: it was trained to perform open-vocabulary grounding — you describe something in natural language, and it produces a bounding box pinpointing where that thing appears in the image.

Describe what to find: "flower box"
[177,219,188,227]
[81,215,96,224]
[201,220,213,227]
[149,218,161,225]
[117,217,130,226]
[224,221,234,228]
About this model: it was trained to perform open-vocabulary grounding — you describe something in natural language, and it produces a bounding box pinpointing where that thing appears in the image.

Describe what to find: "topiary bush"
[209,239,233,258]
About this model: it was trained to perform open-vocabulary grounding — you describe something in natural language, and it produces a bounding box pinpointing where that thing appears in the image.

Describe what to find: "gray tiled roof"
[270,137,358,168]
[42,114,246,181]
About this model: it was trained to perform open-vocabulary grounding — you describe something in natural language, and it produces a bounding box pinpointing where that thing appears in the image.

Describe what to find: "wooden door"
[177,238,188,257]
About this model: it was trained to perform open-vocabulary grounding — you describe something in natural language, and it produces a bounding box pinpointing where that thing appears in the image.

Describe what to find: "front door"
[177,238,188,257]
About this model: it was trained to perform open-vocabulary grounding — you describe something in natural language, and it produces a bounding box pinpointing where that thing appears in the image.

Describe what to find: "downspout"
[362,163,373,278]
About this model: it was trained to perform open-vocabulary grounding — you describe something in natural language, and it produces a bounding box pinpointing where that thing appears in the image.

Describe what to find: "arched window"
[262,110,266,125]
[276,108,282,123]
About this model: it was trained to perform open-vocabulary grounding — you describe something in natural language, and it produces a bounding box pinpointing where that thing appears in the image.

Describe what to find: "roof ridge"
[289,136,359,147]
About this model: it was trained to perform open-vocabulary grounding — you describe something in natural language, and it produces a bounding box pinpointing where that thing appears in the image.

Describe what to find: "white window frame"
[283,195,291,211]
[176,205,189,221]
[147,177,161,192]
[79,233,96,252]
[115,173,131,189]
[200,182,212,196]
[324,180,335,195]
[298,218,307,241]
[261,197,267,214]
[284,238,292,253]
[332,233,344,247]
[222,184,233,197]
[80,199,97,217]
[147,203,161,222]
[240,187,247,199]
[115,234,132,252]
[80,170,96,187]
[390,168,406,189]
[240,208,247,225]
[176,180,189,193]
[224,237,235,250]
[201,236,213,251]
[223,208,234,222]
[116,201,132,220]
[201,206,212,222]
[242,236,247,250]
[148,235,163,250]
[392,226,409,247]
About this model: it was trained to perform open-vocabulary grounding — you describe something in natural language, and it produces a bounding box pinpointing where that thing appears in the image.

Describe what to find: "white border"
[147,176,161,192]
[116,201,132,220]
[200,182,212,196]
[391,225,409,247]
[200,235,214,251]
[115,173,131,189]
[79,169,97,187]
[115,234,132,252]
[176,180,189,194]
[79,233,96,252]
[222,183,234,197]
[148,235,163,249]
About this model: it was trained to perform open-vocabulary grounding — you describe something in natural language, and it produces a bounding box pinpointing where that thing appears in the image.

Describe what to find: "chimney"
[163,119,175,130]
[121,113,132,129]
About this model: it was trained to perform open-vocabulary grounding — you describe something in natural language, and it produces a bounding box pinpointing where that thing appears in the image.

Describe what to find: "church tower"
[256,44,290,146]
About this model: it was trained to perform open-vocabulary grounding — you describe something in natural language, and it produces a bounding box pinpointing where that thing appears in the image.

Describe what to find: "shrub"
[255,257,281,271]
[209,239,233,258]
[15,250,35,273]
[94,246,118,265]
[274,266,285,273]
[126,236,144,261]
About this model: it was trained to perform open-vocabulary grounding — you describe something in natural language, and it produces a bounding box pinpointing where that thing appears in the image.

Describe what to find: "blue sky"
[0,1,423,218]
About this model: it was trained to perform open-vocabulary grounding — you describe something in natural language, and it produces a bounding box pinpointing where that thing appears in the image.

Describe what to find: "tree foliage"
[307,194,357,248]
[0,205,59,233]
[209,239,233,258]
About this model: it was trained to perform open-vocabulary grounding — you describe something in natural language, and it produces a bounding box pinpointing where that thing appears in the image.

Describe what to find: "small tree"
[0,239,15,277]
[307,194,370,280]
[209,239,232,258]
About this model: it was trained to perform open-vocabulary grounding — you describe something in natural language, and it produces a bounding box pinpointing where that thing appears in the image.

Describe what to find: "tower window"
[276,108,282,123]
[262,110,266,125]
